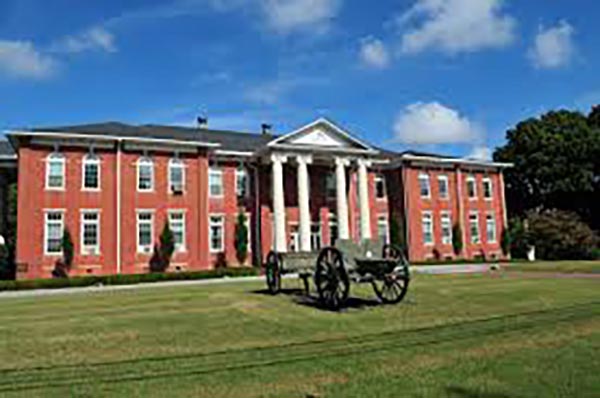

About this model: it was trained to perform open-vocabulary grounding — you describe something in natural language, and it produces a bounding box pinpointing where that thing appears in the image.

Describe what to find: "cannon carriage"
[265,239,410,310]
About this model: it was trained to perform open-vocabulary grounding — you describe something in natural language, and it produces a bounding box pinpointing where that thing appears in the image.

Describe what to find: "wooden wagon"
[265,239,410,310]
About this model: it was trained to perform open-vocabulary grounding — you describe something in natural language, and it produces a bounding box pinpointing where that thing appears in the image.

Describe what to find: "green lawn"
[503,260,600,274]
[0,272,598,397]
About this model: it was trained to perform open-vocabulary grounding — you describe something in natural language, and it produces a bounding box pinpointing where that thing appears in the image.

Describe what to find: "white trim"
[437,175,449,200]
[168,158,186,194]
[136,157,154,192]
[374,173,387,201]
[80,210,101,255]
[8,130,220,148]
[136,210,154,254]
[235,167,249,198]
[418,172,431,199]
[485,212,497,244]
[468,211,481,244]
[209,214,225,253]
[421,211,434,246]
[482,177,493,201]
[208,167,224,198]
[466,175,477,200]
[214,150,254,157]
[168,210,187,253]
[45,152,65,191]
[44,210,65,256]
[267,118,377,152]
[401,154,512,168]
[377,214,389,244]
[440,211,452,245]
[81,154,101,191]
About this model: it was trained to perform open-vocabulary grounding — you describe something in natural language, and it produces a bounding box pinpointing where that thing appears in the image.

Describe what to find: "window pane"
[209,170,223,197]
[419,175,430,197]
[84,162,99,188]
[469,214,480,243]
[138,163,153,190]
[48,160,64,188]
[170,164,184,191]
[236,170,247,197]
[422,214,433,244]
[438,177,448,199]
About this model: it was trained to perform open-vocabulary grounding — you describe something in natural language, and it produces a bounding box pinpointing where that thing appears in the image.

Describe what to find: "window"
[137,158,154,192]
[466,176,477,199]
[441,212,452,245]
[81,211,100,255]
[418,173,431,198]
[422,212,433,245]
[328,214,338,246]
[311,223,322,251]
[236,168,249,197]
[483,177,493,200]
[169,211,186,252]
[169,159,185,194]
[44,211,64,255]
[46,153,65,189]
[209,215,224,252]
[377,215,389,244]
[486,213,497,243]
[244,213,252,252]
[469,212,480,244]
[82,155,100,190]
[375,174,387,199]
[209,168,223,197]
[137,211,154,253]
[289,224,299,252]
[325,172,336,199]
[438,175,449,200]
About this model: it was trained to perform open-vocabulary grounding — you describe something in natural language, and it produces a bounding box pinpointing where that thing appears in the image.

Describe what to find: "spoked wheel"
[372,275,409,304]
[315,247,349,311]
[265,251,282,295]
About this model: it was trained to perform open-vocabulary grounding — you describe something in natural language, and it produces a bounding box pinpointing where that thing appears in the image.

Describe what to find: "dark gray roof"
[31,122,277,152]
[0,140,15,157]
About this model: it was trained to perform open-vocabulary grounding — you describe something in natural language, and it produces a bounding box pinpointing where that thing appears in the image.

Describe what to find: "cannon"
[265,239,410,310]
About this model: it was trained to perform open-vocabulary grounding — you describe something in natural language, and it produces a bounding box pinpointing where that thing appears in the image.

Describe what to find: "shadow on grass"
[251,288,386,312]
[446,385,518,398]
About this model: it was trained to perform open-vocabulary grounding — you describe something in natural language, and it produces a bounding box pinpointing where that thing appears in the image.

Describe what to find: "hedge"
[0,267,260,292]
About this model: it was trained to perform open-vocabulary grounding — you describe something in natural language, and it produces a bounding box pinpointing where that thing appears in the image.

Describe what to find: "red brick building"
[4,118,511,279]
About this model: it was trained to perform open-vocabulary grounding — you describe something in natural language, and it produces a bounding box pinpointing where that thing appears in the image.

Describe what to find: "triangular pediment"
[268,118,375,152]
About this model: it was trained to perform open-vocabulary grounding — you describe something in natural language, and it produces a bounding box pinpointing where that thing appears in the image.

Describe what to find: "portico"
[265,118,384,253]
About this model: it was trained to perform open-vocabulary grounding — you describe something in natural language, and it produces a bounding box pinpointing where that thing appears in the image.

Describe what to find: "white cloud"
[399,0,516,55]
[244,76,325,105]
[466,146,492,160]
[51,26,117,53]
[260,0,341,34]
[393,102,481,144]
[529,21,574,69]
[0,40,57,79]
[359,37,390,69]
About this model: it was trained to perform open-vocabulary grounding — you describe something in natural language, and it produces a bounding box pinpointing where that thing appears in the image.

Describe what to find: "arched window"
[82,154,100,190]
[137,157,154,192]
[46,153,65,189]
[168,158,185,194]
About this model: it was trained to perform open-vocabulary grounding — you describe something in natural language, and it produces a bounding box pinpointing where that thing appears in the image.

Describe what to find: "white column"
[357,159,372,241]
[296,154,313,252]
[335,157,350,240]
[271,154,288,253]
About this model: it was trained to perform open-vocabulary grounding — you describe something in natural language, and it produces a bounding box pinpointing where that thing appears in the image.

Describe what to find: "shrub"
[234,212,249,265]
[500,227,511,256]
[150,222,175,273]
[507,218,530,259]
[62,228,74,269]
[452,224,463,256]
[527,209,598,260]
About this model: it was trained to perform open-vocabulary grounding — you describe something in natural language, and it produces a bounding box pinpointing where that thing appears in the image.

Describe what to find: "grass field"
[0,269,598,397]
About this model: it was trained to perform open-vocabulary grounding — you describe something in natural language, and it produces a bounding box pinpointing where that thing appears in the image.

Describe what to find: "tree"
[452,224,463,256]
[494,109,600,229]
[527,209,598,260]
[500,227,511,257]
[150,222,175,273]
[61,228,74,270]
[506,218,530,259]
[234,212,248,265]
[0,183,17,280]
[389,217,405,252]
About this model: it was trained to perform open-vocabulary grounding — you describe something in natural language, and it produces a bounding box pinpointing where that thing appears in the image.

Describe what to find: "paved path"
[0,264,497,300]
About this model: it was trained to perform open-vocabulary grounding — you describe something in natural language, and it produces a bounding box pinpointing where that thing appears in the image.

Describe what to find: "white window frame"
[80,210,101,255]
[136,210,154,254]
[310,222,322,252]
[209,214,225,253]
[235,168,249,198]
[45,153,65,190]
[422,211,434,245]
[208,167,224,198]
[168,210,186,252]
[482,177,493,201]
[438,175,449,200]
[469,212,481,244]
[168,158,185,194]
[486,212,497,243]
[374,174,387,200]
[81,154,101,191]
[44,210,65,256]
[244,213,252,253]
[377,214,389,244]
[418,173,431,199]
[440,212,452,245]
[325,172,336,199]
[328,213,338,246]
[466,175,477,200]
[137,157,154,192]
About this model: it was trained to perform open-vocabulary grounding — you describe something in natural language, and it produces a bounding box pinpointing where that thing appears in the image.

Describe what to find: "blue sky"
[0,0,598,158]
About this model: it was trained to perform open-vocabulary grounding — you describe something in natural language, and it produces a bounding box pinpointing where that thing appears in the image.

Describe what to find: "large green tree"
[494,109,600,229]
